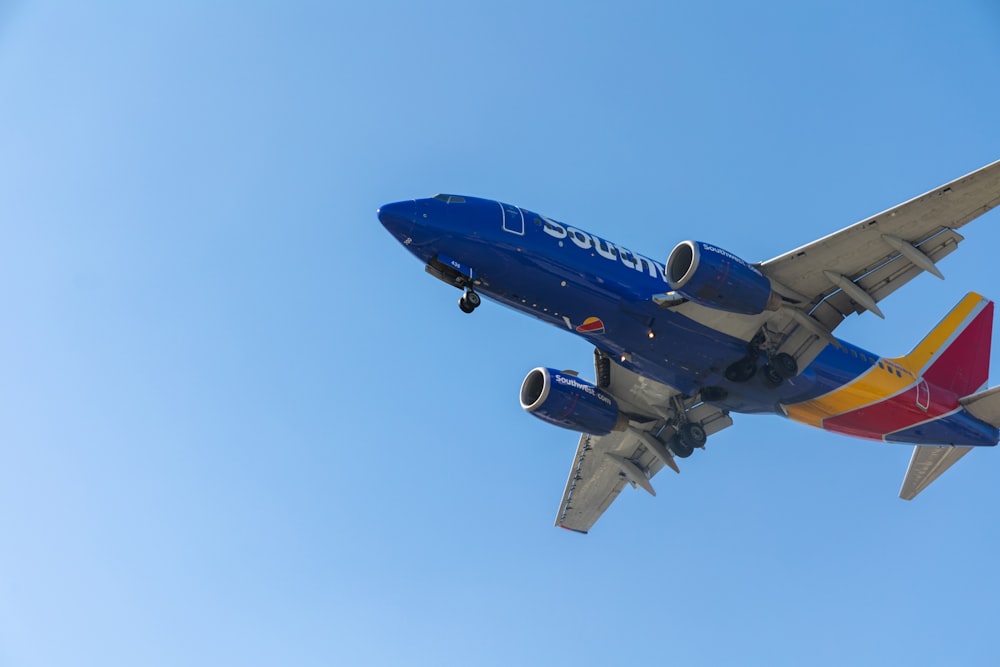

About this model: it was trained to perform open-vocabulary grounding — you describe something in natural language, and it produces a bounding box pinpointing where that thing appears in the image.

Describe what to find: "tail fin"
[896,292,993,397]
[897,293,995,501]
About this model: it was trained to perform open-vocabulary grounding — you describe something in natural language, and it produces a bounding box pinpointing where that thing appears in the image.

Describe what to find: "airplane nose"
[377,200,416,238]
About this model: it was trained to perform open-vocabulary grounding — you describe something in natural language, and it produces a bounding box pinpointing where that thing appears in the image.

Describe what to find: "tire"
[465,291,481,308]
[678,422,707,449]
[671,437,694,459]
[458,296,475,313]
[773,352,798,379]
[763,364,783,388]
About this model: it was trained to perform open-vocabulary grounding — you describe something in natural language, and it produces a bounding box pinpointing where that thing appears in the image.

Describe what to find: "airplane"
[378,160,1000,533]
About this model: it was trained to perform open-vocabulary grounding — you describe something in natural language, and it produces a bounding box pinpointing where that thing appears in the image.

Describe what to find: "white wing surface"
[555,356,732,533]
[761,159,1000,331]
[899,445,973,501]
[664,159,1000,370]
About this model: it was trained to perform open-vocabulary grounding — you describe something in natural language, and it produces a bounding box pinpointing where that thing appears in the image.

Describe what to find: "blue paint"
[378,195,998,447]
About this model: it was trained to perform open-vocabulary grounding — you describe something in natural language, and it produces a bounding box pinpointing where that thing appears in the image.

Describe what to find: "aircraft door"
[500,202,525,235]
[916,378,930,411]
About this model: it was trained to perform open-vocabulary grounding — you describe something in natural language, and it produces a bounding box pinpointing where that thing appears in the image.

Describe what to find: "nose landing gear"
[458,289,481,313]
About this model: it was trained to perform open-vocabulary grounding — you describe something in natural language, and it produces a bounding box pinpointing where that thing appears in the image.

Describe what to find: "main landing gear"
[724,330,798,387]
[670,422,707,459]
[458,289,481,314]
[762,351,797,387]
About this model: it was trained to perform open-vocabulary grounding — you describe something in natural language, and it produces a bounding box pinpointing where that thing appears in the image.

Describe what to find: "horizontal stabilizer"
[960,386,1000,428]
[899,445,973,500]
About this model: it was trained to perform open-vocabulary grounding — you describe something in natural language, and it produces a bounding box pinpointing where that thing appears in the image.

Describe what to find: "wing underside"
[554,355,732,533]
[555,430,659,533]
[662,160,1000,372]
[764,160,1000,326]
[558,161,1000,531]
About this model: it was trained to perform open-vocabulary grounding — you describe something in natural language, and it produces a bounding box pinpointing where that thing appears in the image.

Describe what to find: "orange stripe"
[890,292,985,374]
[785,364,911,427]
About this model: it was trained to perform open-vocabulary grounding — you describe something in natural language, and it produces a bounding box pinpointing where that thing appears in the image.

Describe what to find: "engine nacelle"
[519,368,628,435]
[665,240,779,315]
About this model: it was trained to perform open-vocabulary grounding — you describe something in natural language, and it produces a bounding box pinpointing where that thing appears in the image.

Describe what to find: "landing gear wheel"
[725,356,757,383]
[772,352,798,379]
[670,438,694,459]
[458,290,480,313]
[762,364,784,388]
[678,422,707,449]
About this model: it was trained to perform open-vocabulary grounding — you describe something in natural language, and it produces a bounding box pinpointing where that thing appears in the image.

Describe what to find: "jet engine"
[665,240,780,315]
[519,368,628,435]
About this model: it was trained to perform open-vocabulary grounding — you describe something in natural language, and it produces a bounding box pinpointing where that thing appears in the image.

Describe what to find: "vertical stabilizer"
[897,293,995,499]
[898,292,993,397]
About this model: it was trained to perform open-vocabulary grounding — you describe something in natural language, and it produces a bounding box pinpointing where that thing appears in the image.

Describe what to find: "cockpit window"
[432,194,466,203]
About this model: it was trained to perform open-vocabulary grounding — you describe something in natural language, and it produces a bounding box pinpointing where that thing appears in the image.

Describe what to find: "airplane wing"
[665,159,1000,368]
[760,158,1000,332]
[555,354,733,533]
[559,161,1000,532]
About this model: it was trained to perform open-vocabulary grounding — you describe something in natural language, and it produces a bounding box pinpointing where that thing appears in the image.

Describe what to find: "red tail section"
[913,295,993,398]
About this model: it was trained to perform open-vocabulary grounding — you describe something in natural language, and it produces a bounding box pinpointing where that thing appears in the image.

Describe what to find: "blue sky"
[1,2,999,665]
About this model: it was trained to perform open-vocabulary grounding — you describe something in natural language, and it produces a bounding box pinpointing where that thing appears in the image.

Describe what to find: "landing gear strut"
[458,289,481,313]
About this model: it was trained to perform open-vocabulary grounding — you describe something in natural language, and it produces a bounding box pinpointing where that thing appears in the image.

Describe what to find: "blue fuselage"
[379,195,997,446]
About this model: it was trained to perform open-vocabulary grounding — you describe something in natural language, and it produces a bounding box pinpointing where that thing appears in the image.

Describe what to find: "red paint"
[923,301,993,397]
[823,386,954,440]
[824,301,993,440]
[576,317,606,334]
